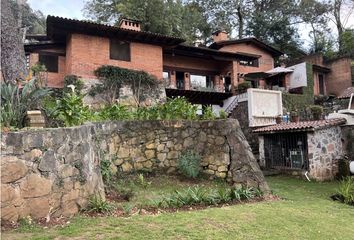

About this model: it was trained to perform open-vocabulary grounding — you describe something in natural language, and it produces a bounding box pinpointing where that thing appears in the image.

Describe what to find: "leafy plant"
[309,105,323,120]
[219,109,228,119]
[202,106,216,120]
[0,79,51,128]
[337,177,354,205]
[121,203,134,215]
[86,195,115,213]
[100,158,113,183]
[64,75,84,94]
[177,151,201,179]
[90,65,157,105]
[97,104,132,121]
[49,90,90,127]
[136,173,151,189]
[236,82,252,93]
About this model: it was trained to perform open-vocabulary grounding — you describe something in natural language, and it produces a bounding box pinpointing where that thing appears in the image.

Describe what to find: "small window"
[110,39,131,61]
[38,54,58,73]
[240,59,259,67]
[163,71,170,80]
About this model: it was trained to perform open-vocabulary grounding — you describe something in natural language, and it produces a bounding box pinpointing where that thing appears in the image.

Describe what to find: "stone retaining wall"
[1,119,268,222]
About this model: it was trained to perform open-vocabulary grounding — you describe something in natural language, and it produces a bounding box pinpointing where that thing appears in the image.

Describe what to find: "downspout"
[348,93,353,110]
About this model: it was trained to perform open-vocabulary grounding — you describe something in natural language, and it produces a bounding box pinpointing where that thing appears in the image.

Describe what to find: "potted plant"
[310,105,323,120]
[290,110,300,123]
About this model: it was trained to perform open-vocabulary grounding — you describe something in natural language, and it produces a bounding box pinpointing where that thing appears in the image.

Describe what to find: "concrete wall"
[1,119,269,222]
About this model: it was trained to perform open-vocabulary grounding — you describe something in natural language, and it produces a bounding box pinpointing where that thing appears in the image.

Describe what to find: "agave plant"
[0,79,51,128]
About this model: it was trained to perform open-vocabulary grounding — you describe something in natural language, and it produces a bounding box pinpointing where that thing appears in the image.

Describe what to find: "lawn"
[2,176,354,240]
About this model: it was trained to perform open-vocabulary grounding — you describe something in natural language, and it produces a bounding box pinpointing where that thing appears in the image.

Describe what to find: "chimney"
[118,18,141,31]
[212,30,229,43]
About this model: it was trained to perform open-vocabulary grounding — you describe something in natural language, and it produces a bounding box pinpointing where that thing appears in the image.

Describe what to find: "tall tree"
[1,0,26,83]
[10,0,46,35]
[83,0,210,44]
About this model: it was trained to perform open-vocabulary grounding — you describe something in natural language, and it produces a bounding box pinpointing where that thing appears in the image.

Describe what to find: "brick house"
[25,16,283,105]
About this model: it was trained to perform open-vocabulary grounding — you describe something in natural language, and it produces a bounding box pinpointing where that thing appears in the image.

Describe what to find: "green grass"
[3,176,354,240]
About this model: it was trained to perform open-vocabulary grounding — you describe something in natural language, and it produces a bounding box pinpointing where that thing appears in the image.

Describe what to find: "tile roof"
[254,118,346,134]
[338,87,354,99]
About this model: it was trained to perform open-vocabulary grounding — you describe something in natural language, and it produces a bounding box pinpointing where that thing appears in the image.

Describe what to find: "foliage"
[219,109,228,119]
[86,195,115,213]
[154,185,262,208]
[30,63,47,87]
[9,0,46,34]
[309,105,323,120]
[136,173,151,189]
[64,75,84,94]
[336,177,354,205]
[202,106,215,120]
[177,151,201,179]
[90,65,157,105]
[0,79,51,128]
[236,82,251,93]
[84,0,211,45]
[95,104,132,121]
[49,91,90,127]
[100,157,113,184]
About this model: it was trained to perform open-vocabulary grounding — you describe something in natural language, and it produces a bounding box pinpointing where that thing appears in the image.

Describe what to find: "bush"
[0,79,51,128]
[97,104,132,121]
[309,105,323,120]
[337,177,354,205]
[100,158,113,184]
[91,65,157,105]
[86,195,115,213]
[202,106,215,120]
[153,186,262,208]
[64,75,84,94]
[49,91,90,127]
[236,82,252,93]
[177,151,201,179]
[219,109,228,119]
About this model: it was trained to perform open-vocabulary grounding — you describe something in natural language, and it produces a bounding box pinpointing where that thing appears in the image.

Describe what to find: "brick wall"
[67,34,163,81]
[29,53,66,88]
[326,58,352,96]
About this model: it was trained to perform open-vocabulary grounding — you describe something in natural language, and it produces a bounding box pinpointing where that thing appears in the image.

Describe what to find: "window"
[163,71,170,80]
[318,74,325,95]
[190,74,213,90]
[38,54,58,73]
[240,59,259,67]
[110,39,131,61]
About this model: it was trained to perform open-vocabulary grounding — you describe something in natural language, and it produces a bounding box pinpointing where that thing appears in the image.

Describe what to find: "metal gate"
[264,132,308,170]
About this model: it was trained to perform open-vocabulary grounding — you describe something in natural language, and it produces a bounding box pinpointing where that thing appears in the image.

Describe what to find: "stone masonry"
[1,119,268,222]
[307,126,343,180]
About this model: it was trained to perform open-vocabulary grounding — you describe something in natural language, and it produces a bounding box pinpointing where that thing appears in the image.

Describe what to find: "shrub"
[136,173,151,189]
[236,82,252,93]
[100,158,113,184]
[337,177,354,205]
[309,105,323,120]
[219,109,228,119]
[49,91,90,127]
[202,106,215,120]
[86,195,115,213]
[0,79,51,128]
[90,65,157,105]
[177,151,201,179]
[97,104,132,121]
[64,75,84,94]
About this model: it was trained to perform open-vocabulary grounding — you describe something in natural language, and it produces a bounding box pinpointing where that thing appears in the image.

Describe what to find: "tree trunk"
[1,0,27,84]
[333,0,344,52]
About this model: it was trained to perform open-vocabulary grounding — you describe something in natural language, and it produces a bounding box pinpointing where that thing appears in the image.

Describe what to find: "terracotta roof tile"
[338,87,354,99]
[254,118,346,134]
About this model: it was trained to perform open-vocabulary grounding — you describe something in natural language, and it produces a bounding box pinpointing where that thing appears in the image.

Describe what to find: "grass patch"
[3,176,354,240]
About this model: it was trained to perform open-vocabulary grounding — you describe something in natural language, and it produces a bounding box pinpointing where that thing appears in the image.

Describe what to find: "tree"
[83,0,209,44]
[1,0,27,84]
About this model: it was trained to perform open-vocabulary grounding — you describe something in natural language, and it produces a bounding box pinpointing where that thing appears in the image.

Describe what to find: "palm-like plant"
[0,79,51,128]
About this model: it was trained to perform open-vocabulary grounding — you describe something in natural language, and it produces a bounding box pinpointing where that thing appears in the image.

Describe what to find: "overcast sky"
[27,0,353,49]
